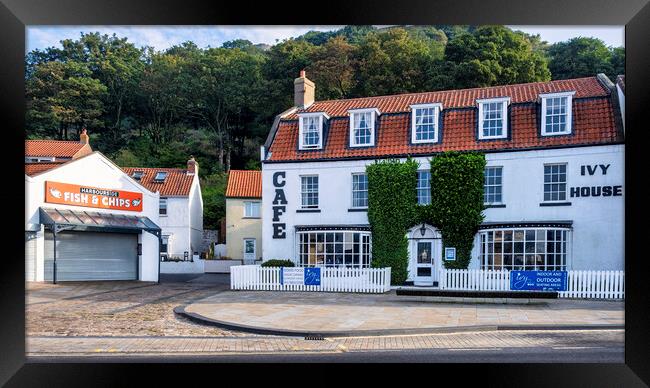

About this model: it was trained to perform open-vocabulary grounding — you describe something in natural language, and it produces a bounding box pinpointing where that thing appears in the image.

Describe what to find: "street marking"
[448,348,502,351]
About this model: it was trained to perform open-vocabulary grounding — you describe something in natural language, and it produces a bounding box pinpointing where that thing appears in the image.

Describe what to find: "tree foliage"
[547,37,624,82]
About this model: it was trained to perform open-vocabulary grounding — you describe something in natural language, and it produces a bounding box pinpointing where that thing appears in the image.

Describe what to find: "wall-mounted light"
[420,223,427,237]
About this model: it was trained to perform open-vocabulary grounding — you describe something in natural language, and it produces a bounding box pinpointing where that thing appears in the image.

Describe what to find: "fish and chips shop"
[25,151,162,282]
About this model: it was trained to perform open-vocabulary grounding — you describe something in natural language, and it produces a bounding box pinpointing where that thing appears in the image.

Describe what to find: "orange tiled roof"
[25,162,66,176]
[25,140,91,158]
[268,76,622,162]
[121,167,195,196]
[226,170,262,198]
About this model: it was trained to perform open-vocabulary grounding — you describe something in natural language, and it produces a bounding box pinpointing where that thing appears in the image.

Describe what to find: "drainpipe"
[157,233,162,284]
[52,228,57,284]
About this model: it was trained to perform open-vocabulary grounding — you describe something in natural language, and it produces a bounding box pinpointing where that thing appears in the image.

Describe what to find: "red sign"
[45,181,143,212]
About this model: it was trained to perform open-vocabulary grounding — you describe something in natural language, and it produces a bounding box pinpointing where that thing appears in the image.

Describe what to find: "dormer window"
[410,103,442,144]
[154,171,167,182]
[477,97,510,140]
[540,91,575,136]
[349,108,379,147]
[298,112,327,150]
[132,171,144,181]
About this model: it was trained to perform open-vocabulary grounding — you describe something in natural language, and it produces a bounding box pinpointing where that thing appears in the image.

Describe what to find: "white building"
[25,144,162,282]
[122,157,203,266]
[260,72,625,286]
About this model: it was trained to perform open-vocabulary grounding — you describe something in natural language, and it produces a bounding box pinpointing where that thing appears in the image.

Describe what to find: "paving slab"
[179,290,624,336]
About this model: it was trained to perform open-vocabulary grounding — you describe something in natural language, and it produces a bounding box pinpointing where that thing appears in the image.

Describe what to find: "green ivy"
[366,158,418,285]
[428,151,486,269]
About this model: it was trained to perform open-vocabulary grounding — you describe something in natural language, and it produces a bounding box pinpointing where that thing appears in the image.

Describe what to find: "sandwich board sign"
[510,270,568,291]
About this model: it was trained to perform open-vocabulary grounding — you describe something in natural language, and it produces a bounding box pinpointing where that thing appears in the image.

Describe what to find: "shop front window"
[297,231,371,268]
[479,228,569,271]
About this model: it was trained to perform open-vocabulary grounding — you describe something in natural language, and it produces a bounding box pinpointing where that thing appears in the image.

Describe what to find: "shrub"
[261,259,295,267]
[366,158,418,285]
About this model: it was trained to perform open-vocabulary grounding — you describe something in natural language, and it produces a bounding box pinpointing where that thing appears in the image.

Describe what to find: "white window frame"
[410,103,442,144]
[243,201,261,218]
[298,112,328,150]
[351,173,368,209]
[477,97,510,140]
[540,91,575,136]
[300,175,319,209]
[349,108,380,147]
[484,166,504,205]
[296,230,372,268]
[543,163,568,202]
[416,170,431,206]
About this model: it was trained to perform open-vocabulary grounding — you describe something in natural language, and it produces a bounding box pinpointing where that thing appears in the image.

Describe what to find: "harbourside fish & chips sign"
[45,181,143,212]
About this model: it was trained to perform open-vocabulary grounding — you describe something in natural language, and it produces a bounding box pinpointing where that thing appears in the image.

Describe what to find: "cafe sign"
[45,181,143,212]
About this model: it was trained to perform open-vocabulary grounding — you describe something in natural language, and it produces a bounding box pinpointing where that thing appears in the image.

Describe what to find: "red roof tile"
[25,140,91,158]
[121,167,195,196]
[24,162,66,176]
[269,76,622,162]
[226,170,262,198]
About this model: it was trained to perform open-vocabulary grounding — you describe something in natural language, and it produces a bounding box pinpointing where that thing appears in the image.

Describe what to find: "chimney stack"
[187,156,198,175]
[80,128,89,145]
[294,69,315,108]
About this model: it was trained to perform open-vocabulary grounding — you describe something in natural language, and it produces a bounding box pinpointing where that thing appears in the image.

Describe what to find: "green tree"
[548,37,623,81]
[201,172,229,230]
[26,60,107,140]
[445,25,551,88]
[308,36,358,99]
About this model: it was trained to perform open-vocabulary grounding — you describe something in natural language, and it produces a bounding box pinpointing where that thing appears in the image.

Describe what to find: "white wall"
[158,196,191,258]
[262,144,624,271]
[188,176,204,254]
[25,153,161,282]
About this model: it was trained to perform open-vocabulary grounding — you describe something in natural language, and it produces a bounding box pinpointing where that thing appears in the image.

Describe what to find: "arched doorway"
[406,224,442,286]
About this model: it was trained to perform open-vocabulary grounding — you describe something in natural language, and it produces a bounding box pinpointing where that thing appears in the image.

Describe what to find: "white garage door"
[44,231,138,281]
[25,232,37,281]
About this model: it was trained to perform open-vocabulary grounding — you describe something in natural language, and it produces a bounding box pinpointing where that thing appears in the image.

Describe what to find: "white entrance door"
[414,240,435,286]
[243,238,256,263]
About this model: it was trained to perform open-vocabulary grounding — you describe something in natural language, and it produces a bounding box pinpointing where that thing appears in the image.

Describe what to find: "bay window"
[479,228,569,271]
[297,231,372,268]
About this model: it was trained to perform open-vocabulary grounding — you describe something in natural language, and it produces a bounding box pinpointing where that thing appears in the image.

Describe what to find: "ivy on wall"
[428,151,486,269]
[366,158,418,285]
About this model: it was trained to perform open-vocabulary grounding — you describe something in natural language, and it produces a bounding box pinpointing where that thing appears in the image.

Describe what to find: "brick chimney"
[79,128,89,145]
[187,156,198,175]
[294,69,315,108]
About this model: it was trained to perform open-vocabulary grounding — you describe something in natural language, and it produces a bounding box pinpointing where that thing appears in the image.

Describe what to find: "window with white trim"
[298,113,327,150]
[349,109,378,147]
[416,171,431,205]
[411,103,442,143]
[480,228,569,271]
[477,97,509,139]
[484,166,503,204]
[540,92,574,136]
[300,175,319,209]
[351,173,368,208]
[297,230,372,268]
[543,163,567,202]
[244,201,261,218]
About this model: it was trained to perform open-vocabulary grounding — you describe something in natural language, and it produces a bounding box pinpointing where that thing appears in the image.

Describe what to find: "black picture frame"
[2,0,649,385]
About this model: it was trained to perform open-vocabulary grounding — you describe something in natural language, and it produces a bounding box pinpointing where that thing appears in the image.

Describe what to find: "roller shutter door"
[44,231,138,281]
[25,232,37,281]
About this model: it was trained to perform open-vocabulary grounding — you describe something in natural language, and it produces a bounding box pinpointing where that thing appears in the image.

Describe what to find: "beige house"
[225,170,262,263]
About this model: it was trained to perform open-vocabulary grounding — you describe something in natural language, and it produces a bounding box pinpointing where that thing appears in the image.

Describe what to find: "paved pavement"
[183,290,624,335]
[26,277,625,360]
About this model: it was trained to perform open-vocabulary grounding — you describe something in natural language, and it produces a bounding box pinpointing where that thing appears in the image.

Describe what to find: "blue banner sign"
[280,267,321,286]
[510,270,568,291]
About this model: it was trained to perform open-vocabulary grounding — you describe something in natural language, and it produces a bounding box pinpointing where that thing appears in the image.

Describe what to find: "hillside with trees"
[25,25,624,229]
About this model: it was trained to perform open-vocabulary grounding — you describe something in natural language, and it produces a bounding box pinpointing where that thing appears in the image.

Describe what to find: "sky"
[26,25,624,53]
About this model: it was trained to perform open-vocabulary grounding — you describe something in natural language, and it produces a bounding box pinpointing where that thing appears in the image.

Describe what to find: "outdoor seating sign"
[280,267,321,286]
[510,270,568,291]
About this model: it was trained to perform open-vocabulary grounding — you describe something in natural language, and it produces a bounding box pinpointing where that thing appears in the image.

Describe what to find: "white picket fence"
[438,268,625,300]
[230,265,392,293]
